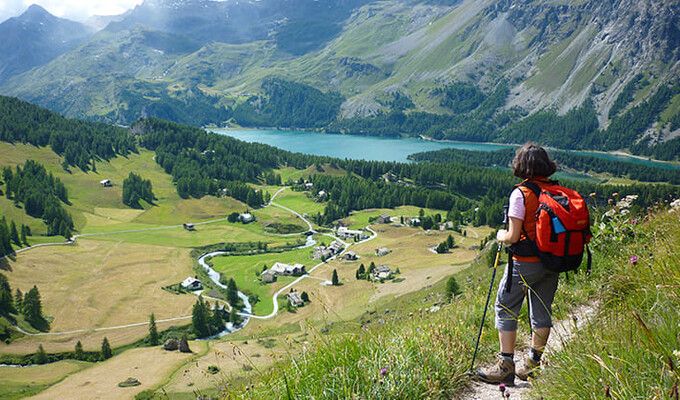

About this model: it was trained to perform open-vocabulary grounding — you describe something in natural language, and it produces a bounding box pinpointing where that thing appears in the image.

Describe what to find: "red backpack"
[506,180,592,290]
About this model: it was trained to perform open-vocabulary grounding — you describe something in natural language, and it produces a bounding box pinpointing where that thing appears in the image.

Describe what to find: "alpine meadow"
[0,0,679,399]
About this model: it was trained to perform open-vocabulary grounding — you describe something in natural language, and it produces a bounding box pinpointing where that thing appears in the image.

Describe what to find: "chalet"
[270,262,306,276]
[261,270,277,283]
[239,213,254,223]
[344,251,358,261]
[305,182,314,190]
[373,265,392,280]
[183,223,195,231]
[287,291,304,307]
[100,179,112,187]
[337,227,365,239]
[328,241,344,254]
[376,214,391,224]
[317,190,327,198]
[409,218,422,227]
[181,277,202,290]
[375,247,390,257]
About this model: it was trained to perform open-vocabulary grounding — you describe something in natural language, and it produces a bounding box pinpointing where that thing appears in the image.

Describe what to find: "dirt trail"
[460,302,598,399]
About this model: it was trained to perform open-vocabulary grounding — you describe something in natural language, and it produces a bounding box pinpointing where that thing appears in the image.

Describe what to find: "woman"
[477,142,559,385]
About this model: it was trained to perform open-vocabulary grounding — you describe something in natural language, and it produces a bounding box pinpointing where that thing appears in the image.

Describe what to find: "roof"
[181,277,201,287]
[376,265,391,273]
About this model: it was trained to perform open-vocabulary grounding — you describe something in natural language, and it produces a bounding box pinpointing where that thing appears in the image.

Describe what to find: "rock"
[179,337,191,353]
[163,339,179,351]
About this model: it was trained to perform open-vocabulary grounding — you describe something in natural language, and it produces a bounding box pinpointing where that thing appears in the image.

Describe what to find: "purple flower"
[380,367,388,376]
[499,383,506,392]
[504,388,511,397]
[629,256,639,265]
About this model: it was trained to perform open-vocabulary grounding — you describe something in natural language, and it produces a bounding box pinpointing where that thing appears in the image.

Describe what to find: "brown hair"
[512,142,557,179]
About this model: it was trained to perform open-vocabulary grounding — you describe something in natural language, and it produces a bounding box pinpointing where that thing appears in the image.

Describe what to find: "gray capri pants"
[495,259,559,331]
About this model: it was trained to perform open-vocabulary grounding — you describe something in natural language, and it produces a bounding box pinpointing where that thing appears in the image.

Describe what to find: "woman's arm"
[496,217,522,245]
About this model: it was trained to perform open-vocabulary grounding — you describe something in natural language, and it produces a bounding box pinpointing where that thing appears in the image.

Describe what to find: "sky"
[0,0,144,23]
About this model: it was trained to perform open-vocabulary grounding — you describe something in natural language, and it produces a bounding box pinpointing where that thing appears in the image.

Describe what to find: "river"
[212,128,680,170]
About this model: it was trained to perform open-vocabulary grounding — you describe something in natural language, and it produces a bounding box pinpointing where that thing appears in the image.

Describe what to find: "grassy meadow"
[0,360,88,400]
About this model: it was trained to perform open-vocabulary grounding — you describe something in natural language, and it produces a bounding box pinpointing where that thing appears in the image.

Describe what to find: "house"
[261,270,277,283]
[270,262,306,276]
[344,251,358,261]
[337,227,365,239]
[373,265,392,280]
[181,277,202,290]
[317,190,327,198]
[239,213,254,223]
[409,218,421,227]
[328,241,344,254]
[183,223,195,231]
[100,179,112,187]
[376,214,391,224]
[305,182,314,190]
[287,291,304,307]
[375,247,390,257]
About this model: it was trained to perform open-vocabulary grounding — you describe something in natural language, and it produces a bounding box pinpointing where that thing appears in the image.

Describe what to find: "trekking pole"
[468,205,508,375]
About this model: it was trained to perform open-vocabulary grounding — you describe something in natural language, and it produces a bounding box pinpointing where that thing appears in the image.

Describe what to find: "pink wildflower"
[629,256,639,265]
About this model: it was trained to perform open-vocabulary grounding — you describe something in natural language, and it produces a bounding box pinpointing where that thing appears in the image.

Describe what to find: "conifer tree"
[101,337,112,360]
[301,291,310,302]
[191,296,210,338]
[14,288,22,312]
[446,234,454,248]
[211,302,225,332]
[23,285,43,328]
[35,344,48,364]
[229,307,242,326]
[227,278,239,309]
[0,273,14,315]
[20,225,28,246]
[9,221,20,246]
[331,269,339,286]
[148,313,159,346]
[74,341,84,360]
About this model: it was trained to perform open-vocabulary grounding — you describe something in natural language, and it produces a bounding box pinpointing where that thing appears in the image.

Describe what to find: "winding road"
[10,186,378,336]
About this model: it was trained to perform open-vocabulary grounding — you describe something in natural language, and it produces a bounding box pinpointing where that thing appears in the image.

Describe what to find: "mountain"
[0,4,94,83]
[1,0,679,154]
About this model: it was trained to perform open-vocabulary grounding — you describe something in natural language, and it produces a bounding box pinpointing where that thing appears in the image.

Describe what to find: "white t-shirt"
[508,188,526,221]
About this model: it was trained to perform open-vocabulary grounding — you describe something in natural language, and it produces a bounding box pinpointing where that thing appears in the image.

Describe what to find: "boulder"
[163,339,179,351]
[179,337,191,353]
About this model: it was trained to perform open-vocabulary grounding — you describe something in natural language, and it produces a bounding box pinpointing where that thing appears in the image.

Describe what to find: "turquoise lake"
[213,129,680,170]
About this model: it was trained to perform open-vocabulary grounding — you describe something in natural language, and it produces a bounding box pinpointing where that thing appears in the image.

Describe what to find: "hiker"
[477,142,559,385]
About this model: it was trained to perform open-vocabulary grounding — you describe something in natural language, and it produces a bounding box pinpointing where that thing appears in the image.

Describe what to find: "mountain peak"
[20,4,53,21]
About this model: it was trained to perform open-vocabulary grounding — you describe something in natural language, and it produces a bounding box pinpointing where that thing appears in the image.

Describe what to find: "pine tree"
[211,302,224,332]
[74,341,84,360]
[436,242,449,254]
[0,273,14,315]
[14,288,22,312]
[229,307,242,326]
[35,344,48,364]
[20,224,28,246]
[101,337,112,360]
[331,269,339,286]
[227,278,239,309]
[23,285,43,328]
[148,313,159,346]
[356,264,365,279]
[446,234,454,248]
[9,221,20,246]
[301,291,310,302]
[191,296,210,338]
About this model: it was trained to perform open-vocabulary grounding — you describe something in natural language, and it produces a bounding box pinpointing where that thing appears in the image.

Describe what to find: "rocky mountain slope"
[0,5,93,83]
[1,0,679,147]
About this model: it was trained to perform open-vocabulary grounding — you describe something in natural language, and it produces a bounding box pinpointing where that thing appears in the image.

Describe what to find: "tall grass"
[532,206,680,399]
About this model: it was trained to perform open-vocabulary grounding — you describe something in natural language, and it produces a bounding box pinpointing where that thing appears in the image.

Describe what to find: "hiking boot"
[476,355,515,385]
[516,356,540,381]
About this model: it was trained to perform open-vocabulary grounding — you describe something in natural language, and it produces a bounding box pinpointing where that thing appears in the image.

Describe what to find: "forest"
[409,148,680,185]
[2,160,73,238]
[122,172,155,209]
[0,96,136,171]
